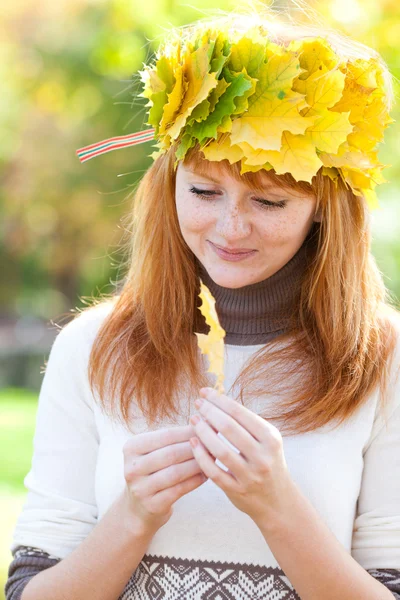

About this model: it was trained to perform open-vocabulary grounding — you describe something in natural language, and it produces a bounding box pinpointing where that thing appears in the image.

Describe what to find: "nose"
[215,202,252,241]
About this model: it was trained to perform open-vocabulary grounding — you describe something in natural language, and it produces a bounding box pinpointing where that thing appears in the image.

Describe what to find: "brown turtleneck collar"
[194,236,314,346]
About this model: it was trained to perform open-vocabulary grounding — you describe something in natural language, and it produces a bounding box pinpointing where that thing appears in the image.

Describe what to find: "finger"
[146,458,204,495]
[151,472,207,509]
[195,398,260,461]
[190,436,239,493]
[125,425,196,455]
[191,415,248,480]
[134,441,194,476]
[199,387,276,443]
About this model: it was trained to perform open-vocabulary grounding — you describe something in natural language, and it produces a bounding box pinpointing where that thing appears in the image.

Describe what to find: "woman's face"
[175,160,320,289]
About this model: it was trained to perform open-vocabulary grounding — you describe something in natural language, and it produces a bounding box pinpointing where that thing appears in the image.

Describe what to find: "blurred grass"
[0,388,38,492]
[0,388,38,600]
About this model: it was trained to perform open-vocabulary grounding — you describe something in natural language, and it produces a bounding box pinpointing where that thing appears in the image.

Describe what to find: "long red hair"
[67,143,399,436]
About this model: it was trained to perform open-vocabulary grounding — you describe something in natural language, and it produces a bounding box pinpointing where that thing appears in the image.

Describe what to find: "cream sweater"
[7,299,400,599]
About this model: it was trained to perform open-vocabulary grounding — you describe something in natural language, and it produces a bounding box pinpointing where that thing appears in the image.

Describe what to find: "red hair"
[64,144,400,435]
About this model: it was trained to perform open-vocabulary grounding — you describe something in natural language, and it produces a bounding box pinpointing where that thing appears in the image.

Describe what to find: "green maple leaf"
[141,56,175,133]
[228,36,266,78]
[175,133,197,160]
[210,32,231,77]
[188,68,253,143]
[224,67,257,115]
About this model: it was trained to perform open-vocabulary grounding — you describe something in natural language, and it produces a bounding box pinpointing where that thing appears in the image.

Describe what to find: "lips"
[211,242,256,254]
[208,241,257,262]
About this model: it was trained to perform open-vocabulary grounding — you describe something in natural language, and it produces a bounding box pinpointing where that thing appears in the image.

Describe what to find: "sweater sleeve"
[366,569,400,599]
[7,308,104,561]
[5,546,61,600]
[351,322,400,580]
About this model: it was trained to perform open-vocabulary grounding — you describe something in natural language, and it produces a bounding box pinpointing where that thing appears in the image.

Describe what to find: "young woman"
[6,10,400,600]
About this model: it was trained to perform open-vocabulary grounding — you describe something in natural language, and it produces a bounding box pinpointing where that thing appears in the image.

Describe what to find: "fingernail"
[190,414,201,425]
[195,398,203,408]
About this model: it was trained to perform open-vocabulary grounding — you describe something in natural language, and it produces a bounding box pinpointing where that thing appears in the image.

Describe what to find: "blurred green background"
[1,0,399,597]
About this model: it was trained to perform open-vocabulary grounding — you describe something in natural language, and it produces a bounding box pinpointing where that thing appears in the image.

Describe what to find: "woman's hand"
[122,425,207,537]
[189,387,295,527]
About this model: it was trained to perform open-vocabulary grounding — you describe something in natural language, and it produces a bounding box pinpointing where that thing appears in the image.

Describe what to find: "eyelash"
[188,186,286,210]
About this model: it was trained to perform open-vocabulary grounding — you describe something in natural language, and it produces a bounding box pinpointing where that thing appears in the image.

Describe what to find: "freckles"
[279,204,313,237]
[179,195,212,231]
[261,221,289,244]
[260,205,310,246]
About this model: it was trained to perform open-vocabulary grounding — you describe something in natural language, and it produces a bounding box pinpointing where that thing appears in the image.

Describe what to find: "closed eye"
[188,186,287,209]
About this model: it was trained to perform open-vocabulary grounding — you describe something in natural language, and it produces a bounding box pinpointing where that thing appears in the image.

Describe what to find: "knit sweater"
[5,243,400,600]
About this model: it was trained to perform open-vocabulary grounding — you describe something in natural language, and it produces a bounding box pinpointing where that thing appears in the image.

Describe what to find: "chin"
[204,267,261,289]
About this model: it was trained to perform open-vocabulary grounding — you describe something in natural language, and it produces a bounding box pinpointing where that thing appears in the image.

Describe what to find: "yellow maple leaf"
[304,110,353,153]
[238,141,274,166]
[159,65,186,135]
[346,95,393,151]
[195,282,226,394]
[329,60,385,128]
[219,114,233,133]
[249,50,303,102]
[140,68,165,98]
[363,96,394,128]
[321,166,340,183]
[261,130,322,183]
[240,160,274,175]
[347,121,383,152]
[208,78,231,112]
[231,69,258,116]
[343,165,387,190]
[230,91,317,151]
[319,142,387,198]
[228,35,266,78]
[149,147,166,161]
[166,41,219,141]
[330,80,369,124]
[295,69,347,117]
[319,145,381,171]
[350,58,380,89]
[290,38,339,80]
[201,134,244,163]
[228,48,318,151]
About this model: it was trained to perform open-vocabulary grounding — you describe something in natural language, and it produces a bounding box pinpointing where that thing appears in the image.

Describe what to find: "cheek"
[258,204,315,245]
[176,194,213,233]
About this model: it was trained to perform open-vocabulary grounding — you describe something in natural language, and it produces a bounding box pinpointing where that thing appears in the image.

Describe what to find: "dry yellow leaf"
[159,65,185,135]
[228,35,265,78]
[290,38,339,80]
[166,42,219,140]
[230,92,316,151]
[202,135,244,163]
[239,140,275,166]
[304,110,353,154]
[296,69,347,117]
[260,130,322,183]
[195,282,226,394]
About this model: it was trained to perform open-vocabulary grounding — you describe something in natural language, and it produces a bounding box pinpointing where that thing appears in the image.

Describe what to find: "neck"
[194,240,313,346]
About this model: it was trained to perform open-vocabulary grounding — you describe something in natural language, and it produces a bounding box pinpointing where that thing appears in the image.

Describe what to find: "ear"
[313,206,322,223]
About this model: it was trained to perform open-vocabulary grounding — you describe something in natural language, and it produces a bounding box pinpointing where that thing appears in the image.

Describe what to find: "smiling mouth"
[208,241,257,262]
[210,242,257,255]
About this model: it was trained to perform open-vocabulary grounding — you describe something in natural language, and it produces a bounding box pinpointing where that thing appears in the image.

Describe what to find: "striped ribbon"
[76,128,156,163]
